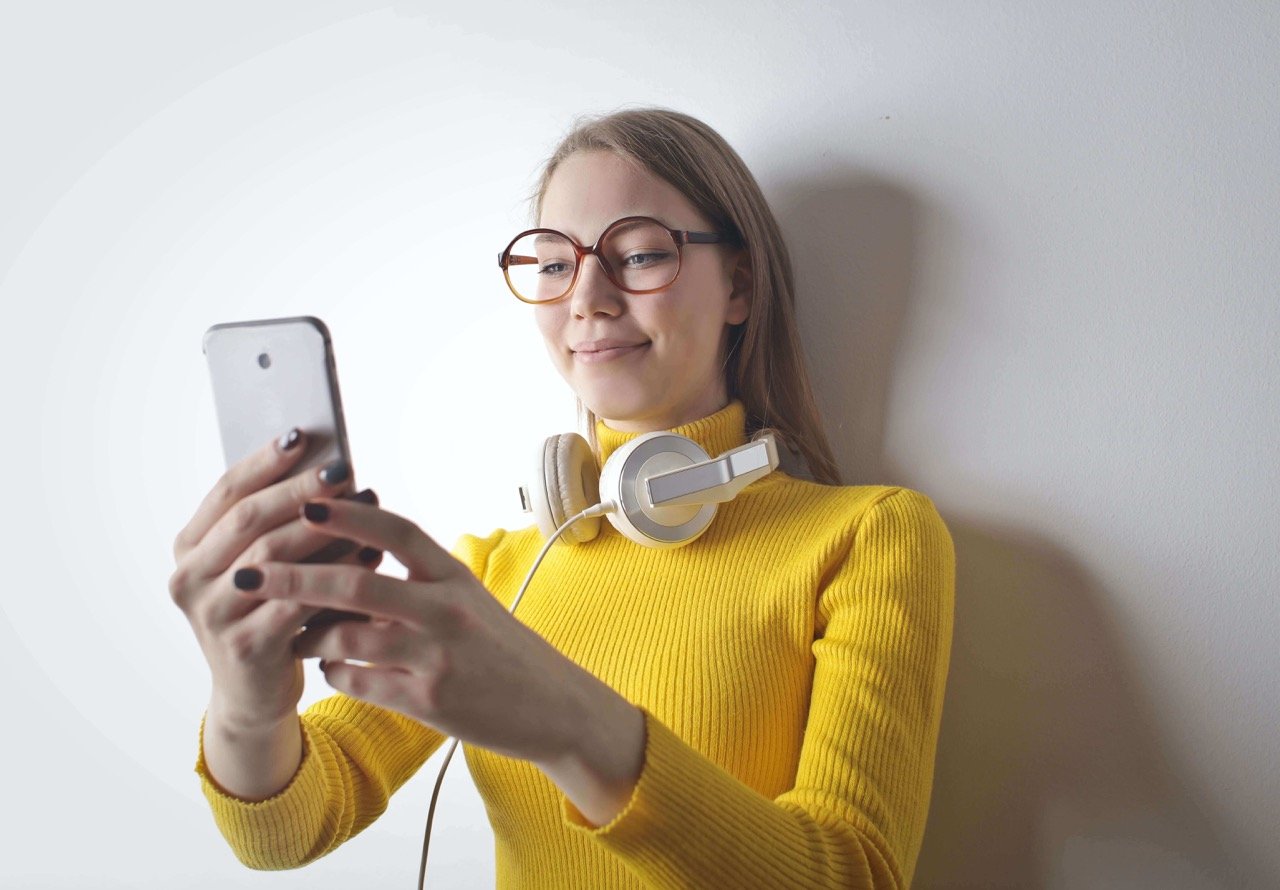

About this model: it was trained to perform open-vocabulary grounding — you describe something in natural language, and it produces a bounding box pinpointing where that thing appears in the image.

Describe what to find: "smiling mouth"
[572,342,650,362]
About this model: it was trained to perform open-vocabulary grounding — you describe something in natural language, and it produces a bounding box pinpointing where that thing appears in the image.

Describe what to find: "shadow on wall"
[912,522,1256,888]
[772,173,1263,888]
[772,171,913,487]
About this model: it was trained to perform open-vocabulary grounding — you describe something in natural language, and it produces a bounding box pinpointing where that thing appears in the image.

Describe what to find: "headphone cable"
[416,501,612,889]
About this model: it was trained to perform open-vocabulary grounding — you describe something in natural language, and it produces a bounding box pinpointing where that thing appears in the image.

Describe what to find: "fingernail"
[277,428,302,452]
[357,547,382,563]
[318,459,350,486]
[233,568,263,591]
[303,502,330,522]
[351,488,378,505]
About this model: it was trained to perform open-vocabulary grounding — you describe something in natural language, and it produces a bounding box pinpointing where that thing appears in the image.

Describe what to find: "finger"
[299,538,359,564]
[194,457,357,580]
[233,562,441,628]
[297,498,460,581]
[319,661,424,716]
[239,489,379,568]
[209,490,381,627]
[174,428,309,561]
[317,543,385,575]
[294,618,421,667]
[228,598,317,652]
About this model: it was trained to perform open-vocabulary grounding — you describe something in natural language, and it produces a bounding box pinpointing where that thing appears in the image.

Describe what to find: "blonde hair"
[530,107,843,486]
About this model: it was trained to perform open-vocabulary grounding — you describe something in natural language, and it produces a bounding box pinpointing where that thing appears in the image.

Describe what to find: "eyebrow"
[543,216,674,244]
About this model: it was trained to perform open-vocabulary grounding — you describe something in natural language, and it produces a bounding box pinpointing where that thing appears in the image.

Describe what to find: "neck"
[592,383,733,434]
[594,398,747,468]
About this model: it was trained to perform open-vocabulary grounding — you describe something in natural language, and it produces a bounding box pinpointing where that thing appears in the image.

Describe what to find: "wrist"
[201,699,304,803]
[206,695,298,740]
[538,675,647,828]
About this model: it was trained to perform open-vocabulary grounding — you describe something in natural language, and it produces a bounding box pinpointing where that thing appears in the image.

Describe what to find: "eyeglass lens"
[505,219,680,302]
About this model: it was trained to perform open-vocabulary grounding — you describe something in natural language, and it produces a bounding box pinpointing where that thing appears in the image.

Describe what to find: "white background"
[2,2,1276,888]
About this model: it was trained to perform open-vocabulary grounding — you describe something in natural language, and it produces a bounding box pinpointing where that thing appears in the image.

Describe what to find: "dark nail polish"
[234,568,263,591]
[278,428,302,451]
[318,459,350,486]
[357,547,382,563]
[350,488,378,505]
[303,502,330,522]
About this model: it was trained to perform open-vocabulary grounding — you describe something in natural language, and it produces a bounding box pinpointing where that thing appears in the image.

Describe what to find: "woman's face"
[533,150,749,432]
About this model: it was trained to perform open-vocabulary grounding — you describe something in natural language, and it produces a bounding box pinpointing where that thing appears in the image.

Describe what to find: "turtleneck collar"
[595,399,748,466]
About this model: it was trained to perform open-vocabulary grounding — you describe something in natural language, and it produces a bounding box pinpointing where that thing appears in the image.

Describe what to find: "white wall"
[2,2,1275,887]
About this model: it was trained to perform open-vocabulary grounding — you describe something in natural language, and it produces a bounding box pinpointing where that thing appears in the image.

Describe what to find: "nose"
[568,253,624,318]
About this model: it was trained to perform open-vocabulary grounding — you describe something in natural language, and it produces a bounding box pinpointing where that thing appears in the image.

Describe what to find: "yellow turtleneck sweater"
[194,399,955,888]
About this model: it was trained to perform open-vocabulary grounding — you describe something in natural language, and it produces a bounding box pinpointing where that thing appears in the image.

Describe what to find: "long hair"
[530,107,842,486]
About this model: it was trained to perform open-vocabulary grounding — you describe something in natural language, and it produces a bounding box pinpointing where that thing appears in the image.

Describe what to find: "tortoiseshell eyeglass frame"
[497,215,730,305]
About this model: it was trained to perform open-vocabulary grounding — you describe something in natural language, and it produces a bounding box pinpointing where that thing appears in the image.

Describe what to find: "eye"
[622,251,673,268]
[538,261,573,277]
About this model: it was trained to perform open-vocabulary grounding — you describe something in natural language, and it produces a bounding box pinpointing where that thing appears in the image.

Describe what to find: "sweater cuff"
[558,707,770,874]
[193,713,336,868]
[558,707,881,888]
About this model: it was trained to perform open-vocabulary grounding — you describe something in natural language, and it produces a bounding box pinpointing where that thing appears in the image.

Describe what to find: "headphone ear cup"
[597,431,717,548]
[538,433,601,544]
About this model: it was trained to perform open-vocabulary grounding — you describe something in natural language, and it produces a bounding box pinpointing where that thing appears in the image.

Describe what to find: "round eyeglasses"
[497,215,729,304]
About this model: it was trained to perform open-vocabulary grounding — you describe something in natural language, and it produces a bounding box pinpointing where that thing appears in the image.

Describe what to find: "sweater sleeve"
[557,488,956,889]
[192,531,503,869]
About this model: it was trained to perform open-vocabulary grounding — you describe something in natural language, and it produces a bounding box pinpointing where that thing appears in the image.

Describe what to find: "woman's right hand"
[169,428,380,735]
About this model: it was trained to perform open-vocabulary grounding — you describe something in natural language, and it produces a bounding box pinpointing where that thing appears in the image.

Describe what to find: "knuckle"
[280,565,301,598]
[241,538,273,567]
[291,469,321,503]
[228,499,259,536]
[190,599,219,634]
[441,601,472,639]
[347,670,370,698]
[212,474,240,511]
[167,565,193,608]
[347,572,377,610]
[396,520,424,553]
[225,628,262,661]
[385,626,412,663]
[172,528,192,561]
[334,621,363,653]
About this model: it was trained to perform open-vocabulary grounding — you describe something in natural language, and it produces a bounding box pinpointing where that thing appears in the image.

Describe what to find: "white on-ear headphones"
[518,429,780,548]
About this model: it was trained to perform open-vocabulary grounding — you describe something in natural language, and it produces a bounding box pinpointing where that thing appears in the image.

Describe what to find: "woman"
[171,107,955,888]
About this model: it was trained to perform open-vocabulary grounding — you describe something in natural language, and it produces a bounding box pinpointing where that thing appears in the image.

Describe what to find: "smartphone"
[203,315,366,627]
[204,316,352,480]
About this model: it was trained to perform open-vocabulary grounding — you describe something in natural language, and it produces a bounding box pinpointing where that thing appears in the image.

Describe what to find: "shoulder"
[749,471,948,535]
[450,523,542,583]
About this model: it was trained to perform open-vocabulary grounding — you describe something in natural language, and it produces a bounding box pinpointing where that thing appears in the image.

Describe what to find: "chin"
[575,385,662,426]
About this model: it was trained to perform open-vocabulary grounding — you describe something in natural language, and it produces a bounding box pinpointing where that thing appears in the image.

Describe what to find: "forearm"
[201,699,303,802]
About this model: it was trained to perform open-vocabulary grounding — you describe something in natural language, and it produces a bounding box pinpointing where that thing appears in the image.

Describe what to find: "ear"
[725,248,753,326]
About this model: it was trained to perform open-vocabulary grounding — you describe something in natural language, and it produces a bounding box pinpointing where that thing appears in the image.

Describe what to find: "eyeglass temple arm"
[678,232,726,245]
[500,252,539,268]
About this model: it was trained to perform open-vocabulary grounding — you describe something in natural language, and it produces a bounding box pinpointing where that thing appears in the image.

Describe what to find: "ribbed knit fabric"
[194,399,955,888]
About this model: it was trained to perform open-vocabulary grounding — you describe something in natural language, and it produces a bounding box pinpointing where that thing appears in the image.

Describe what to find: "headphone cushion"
[543,433,601,544]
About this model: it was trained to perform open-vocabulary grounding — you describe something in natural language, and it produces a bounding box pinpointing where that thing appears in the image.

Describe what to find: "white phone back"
[203,316,351,478]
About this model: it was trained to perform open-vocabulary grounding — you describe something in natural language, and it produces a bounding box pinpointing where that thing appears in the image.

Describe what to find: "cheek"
[644,293,715,352]
[532,308,562,346]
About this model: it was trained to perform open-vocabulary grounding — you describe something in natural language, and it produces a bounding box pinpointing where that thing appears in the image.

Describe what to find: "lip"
[572,342,650,363]
[571,338,649,352]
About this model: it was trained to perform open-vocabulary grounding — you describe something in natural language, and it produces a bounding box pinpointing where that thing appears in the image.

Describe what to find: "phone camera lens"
[258,353,271,369]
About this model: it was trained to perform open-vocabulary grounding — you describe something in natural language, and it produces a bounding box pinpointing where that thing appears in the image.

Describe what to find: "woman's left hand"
[231,494,609,768]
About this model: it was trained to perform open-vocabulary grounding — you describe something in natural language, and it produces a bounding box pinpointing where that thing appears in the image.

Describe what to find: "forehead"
[539,150,709,241]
